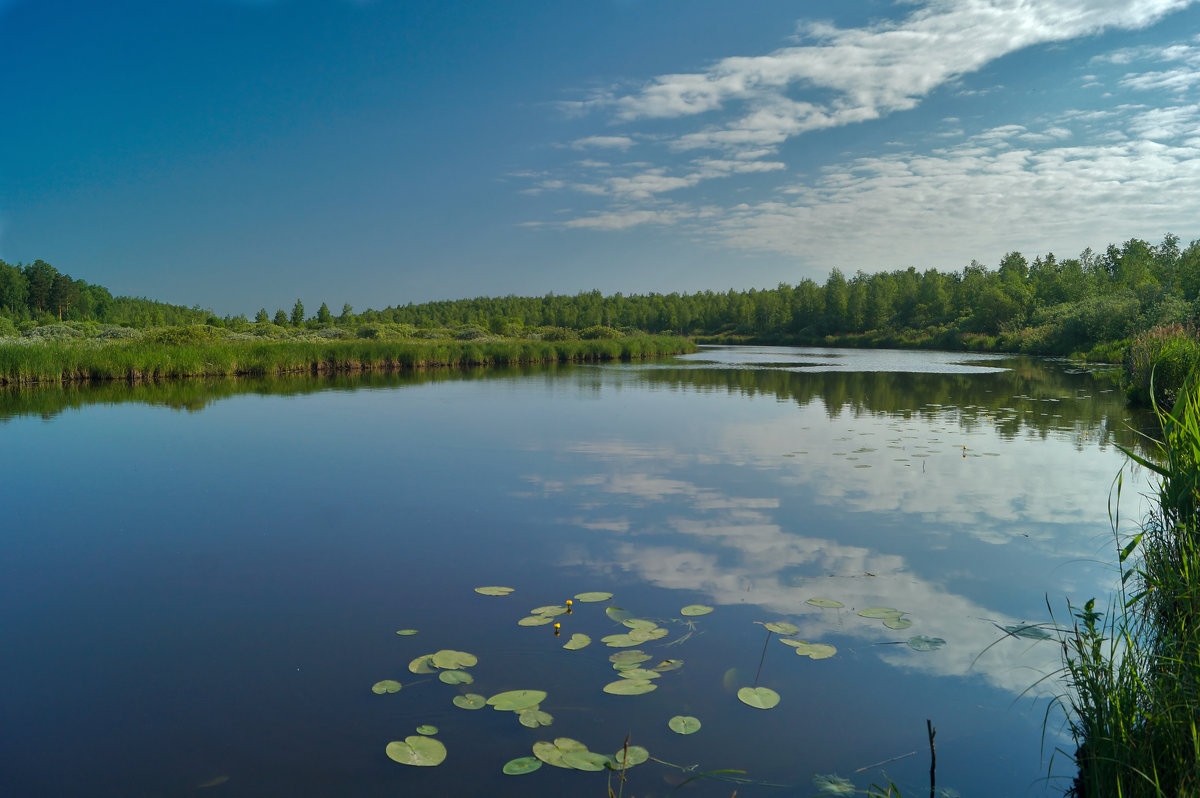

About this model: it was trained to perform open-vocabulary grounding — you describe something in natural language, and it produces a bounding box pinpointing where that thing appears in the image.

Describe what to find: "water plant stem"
[752,630,772,687]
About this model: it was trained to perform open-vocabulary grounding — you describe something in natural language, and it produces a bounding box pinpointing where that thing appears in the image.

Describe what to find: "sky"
[2,0,1199,317]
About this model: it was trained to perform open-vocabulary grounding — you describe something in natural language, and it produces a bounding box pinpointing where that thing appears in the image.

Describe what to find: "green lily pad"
[737,686,780,709]
[628,627,668,642]
[680,605,713,616]
[603,679,658,695]
[605,607,634,623]
[668,715,701,734]
[601,633,639,648]
[518,615,556,627]
[431,650,478,670]
[395,629,419,636]
[488,690,548,711]
[371,679,402,694]
[553,737,587,752]
[385,736,447,767]
[883,617,913,630]
[858,607,903,619]
[908,635,947,652]
[408,655,436,674]
[762,621,800,635]
[780,640,837,659]
[609,650,651,664]
[616,668,661,680]
[531,605,569,616]
[562,633,591,650]
[653,658,684,672]
[806,598,844,609]
[574,592,613,603]
[612,745,650,767]
[474,586,514,596]
[415,724,438,735]
[622,618,658,629]
[452,693,486,710]
[813,773,856,795]
[502,756,543,775]
[562,750,614,771]
[1002,623,1054,640]
[438,669,474,685]
[518,709,554,728]
[532,741,571,769]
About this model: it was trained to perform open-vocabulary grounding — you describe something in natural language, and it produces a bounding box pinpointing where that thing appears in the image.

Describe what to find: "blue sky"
[2,0,1198,316]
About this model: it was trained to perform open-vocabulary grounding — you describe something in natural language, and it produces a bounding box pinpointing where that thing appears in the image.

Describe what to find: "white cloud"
[571,135,637,150]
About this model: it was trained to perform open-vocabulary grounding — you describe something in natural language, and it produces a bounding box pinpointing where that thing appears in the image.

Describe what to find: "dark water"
[0,347,1152,797]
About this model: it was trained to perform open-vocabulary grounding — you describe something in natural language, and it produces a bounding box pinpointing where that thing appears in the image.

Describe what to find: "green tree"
[317,302,332,325]
[290,299,305,326]
[255,308,270,324]
[274,309,289,326]
[339,303,354,325]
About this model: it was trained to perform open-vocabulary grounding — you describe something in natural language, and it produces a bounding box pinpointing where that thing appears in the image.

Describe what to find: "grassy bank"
[0,334,696,385]
[1060,379,1200,796]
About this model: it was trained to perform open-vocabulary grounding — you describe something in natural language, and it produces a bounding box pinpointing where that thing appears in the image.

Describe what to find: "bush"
[147,325,220,345]
[454,326,489,340]
[25,323,86,340]
[1125,324,1200,406]
[534,326,580,341]
[580,325,622,340]
[0,316,18,338]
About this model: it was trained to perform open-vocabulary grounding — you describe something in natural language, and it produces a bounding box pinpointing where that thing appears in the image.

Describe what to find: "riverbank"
[0,333,696,385]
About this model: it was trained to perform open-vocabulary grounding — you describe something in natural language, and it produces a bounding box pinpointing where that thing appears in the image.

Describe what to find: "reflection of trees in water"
[636,357,1153,454]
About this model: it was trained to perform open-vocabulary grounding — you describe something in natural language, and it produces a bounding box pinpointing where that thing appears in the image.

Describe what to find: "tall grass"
[1060,373,1200,796]
[0,335,696,385]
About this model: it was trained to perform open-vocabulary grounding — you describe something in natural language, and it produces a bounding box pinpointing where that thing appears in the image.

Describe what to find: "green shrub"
[1125,324,1200,406]
[533,326,579,341]
[580,325,622,340]
[147,325,221,345]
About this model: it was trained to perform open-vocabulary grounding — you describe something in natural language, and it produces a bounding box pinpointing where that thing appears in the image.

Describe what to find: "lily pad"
[883,617,913,630]
[908,635,947,652]
[518,709,554,728]
[612,745,650,767]
[574,591,613,603]
[532,741,571,769]
[563,633,591,650]
[858,607,903,620]
[737,686,781,709]
[502,756,543,775]
[415,724,438,735]
[438,669,474,685]
[562,750,614,771]
[395,629,419,636]
[680,605,713,616]
[806,598,844,609]
[603,679,658,695]
[517,615,556,627]
[609,650,651,664]
[488,690,548,711]
[628,626,668,642]
[616,668,661,680]
[601,633,640,648]
[780,639,837,659]
[605,607,634,623]
[474,586,514,596]
[385,736,446,767]
[762,621,800,635]
[1002,623,1054,640]
[408,655,436,675]
[371,679,402,694]
[531,605,569,616]
[622,618,659,630]
[431,650,478,670]
[653,659,684,672]
[452,693,486,710]
[554,737,587,752]
[668,715,702,735]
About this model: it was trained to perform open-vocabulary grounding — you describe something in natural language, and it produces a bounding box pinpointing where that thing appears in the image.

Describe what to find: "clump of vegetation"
[1124,324,1200,407]
[1059,376,1200,796]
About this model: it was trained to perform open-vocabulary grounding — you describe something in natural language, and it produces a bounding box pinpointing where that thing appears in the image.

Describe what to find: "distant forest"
[4,233,1198,356]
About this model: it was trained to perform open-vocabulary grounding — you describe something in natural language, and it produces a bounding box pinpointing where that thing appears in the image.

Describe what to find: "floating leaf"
[622,618,658,630]
[737,686,780,709]
[616,668,661,680]
[605,607,634,623]
[518,709,554,728]
[531,605,569,617]
[385,736,446,767]
[395,629,419,636]
[563,633,591,650]
[908,635,947,652]
[474,586,514,596]
[371,679,402,694]
[653,659,684,672]
[680,605,713,616]
[452,693,486,710]
[858,607,903,620]
[1002,623,1054,640]
[813,773,856,795]
[574,592,613,603]
[609,650,651,664]
[431,650,478,670]
[668,715,702,735]
[518,615,556,627]
[762,621,799,635]
[532,741,570,769]
[806,598,844,609]
[562,750,614,771]
[612,745,649,767]
[415,724,438,735]
[488,690,547,711]
[603,679,657,695]
[439,670,474,685]
[601,633,639,648]
[502,756,543,775]
[883,617,913,630]
[780,639,838,660]
[628,627,668,643]
[408,655,436,675]
[554,737,587,752]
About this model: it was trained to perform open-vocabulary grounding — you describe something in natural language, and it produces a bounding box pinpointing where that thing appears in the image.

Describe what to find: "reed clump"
[0,334,696,385]
[1060,373,1200,796]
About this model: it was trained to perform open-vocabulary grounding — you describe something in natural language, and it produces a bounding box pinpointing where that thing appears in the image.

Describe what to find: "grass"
[0,334,696,385]
[1057,370,1200,796]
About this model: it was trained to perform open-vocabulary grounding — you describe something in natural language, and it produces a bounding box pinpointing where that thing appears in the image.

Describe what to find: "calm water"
[1,347,1152,797]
